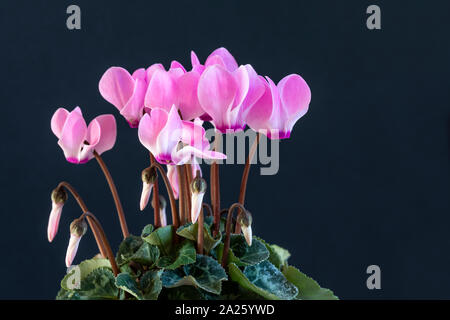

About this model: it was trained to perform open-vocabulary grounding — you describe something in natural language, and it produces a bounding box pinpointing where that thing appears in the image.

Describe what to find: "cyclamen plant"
[49,47,337,300]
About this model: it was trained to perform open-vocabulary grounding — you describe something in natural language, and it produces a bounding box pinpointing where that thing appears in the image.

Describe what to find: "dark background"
[0,0,449,299]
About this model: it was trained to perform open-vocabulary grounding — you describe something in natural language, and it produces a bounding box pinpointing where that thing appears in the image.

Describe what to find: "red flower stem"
[94,151,129,238]
[177,165,186,225]
[150,162,179,228]
[235,133,260,234]
[212,131,222,236]
[197,207,204,254]
[150,153,161,228]
[202,203,213,217]
[80,211,120,276]
[222,203,247,268]
[57,181,108,259]
[184,164,192,223]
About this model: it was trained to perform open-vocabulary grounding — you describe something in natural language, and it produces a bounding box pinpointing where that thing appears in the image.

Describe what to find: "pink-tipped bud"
[152,195,167,227]
[237,210,253,246]
[47,187,68,242]
[140,167,157,211]
[190,174,207,223]
[65,219,87,267]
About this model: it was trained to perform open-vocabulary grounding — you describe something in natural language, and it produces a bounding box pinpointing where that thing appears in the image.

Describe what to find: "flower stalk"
[197,207,204,254]
[56,182,108,258]
[212,131,222,236]
[150,162,180,228]
[94,151,129,238]
[221,203,247,268]
[80,212,120,276]
[235,133,260,234]
[150,153,161,227]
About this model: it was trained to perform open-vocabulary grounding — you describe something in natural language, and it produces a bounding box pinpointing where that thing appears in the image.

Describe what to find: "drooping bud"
[152,195,167,227]
[190,173,207,223]
[140,167,157,211]
[65,218,87,267]
[237,210,253,246]
[47,187,68,242]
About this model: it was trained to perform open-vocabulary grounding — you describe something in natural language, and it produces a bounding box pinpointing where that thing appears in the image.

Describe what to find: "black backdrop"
[1,0,449,299]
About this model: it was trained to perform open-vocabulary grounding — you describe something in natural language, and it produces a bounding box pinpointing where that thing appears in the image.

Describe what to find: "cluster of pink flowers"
[99,47,311,137]
[49,47,311,267]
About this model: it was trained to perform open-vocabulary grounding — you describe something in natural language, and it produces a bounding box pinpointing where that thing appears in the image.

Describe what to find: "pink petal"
[231,65,250,110]
[58,111,87,163]
[99,67,135,111]
[197,65,237,131]
[132,68,146,80]
[204,55,227,69]
[144,69,178,112]
[177,71,204,120]
[181,120,206,149]
[170,60,187,73]
[89,115,117,155]
[190,192,205,223]
[47,202,63,242]
[205,47,238,72]
[241,65,266,114]
[121,77,147,127]
[245,78,273,132]
[65,234,81,267]
[156,106,183,160]
[241,225,253,246]
[51,108,69,139]
[167,165,179,199]
[278,74,311,121]
[191,51,201,67]
[175,145,227,163]
[140,181,153,211]
[160,207,167,227]
[138,111,168,155]
[146,63,165,81]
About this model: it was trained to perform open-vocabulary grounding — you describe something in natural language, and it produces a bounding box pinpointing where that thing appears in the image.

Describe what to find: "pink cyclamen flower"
[65,219,87,267]
[138,105,226,165]
[197,64,265,133]
[245,74,311,139]
[191,47,239,73]
[51,107,116,164]
[99,67,147,128]
[47,187,68,242]
[144,62,204,121]
[167,160,202,200]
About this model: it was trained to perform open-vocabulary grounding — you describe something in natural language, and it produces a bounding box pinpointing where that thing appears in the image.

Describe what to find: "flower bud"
[190,175,207,223]
[66,219,88,267]
[47,187,68,242]
[70,219,88,237]
[237,210,253,246]
[51,187,68,204]
[140,167,157,211]
[190,175,207,195]
[141,167,157,184]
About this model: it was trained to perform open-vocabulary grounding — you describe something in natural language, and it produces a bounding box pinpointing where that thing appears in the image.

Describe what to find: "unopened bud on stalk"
[237,210,253,246]
[190,172,207,223]
[140,167,157,211]
[152,195,167,227]
[47,187,68,242]
[65,218,87,267]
